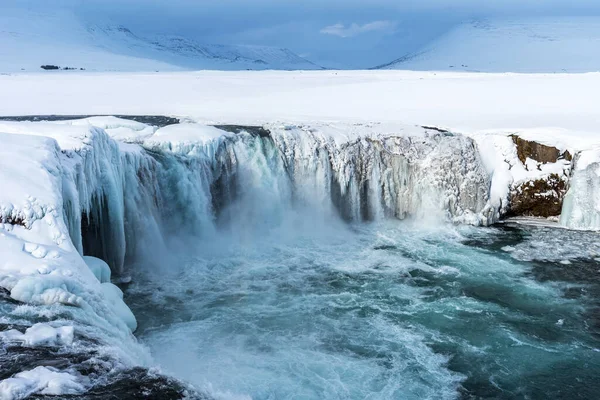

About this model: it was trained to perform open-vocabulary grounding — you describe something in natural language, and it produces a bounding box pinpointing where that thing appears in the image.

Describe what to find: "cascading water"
[1,120,599,399]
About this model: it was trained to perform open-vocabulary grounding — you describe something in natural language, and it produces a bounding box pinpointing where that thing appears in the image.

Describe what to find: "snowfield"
[0,70,598,145]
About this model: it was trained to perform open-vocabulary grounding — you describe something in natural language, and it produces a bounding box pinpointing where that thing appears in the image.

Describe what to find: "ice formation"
[560,149,600,230]
[1,116,599,397]
[0,366,86,399]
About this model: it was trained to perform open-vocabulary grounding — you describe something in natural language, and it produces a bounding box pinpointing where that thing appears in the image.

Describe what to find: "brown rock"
[507,173,567,217]
[510,135,571,165]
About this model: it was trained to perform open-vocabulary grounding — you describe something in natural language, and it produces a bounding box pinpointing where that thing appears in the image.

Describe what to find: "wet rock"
[506,136,572,218]
[507,173,567,217]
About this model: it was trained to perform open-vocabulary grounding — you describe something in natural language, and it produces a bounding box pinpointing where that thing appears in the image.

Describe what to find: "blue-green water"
[126,220,600,400]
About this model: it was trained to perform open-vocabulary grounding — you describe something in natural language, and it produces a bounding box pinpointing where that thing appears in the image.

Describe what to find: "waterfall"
[0,119,501,397]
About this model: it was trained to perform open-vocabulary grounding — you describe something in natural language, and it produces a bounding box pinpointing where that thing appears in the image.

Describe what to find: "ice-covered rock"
[269,123,494,225]
[0,366,86,399]
[468,131,573,219]
[0,323,74,347]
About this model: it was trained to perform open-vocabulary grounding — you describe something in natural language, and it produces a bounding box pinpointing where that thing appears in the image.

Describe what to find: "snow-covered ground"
[379,17,600,73]
[0,8,320,72]
[0,70,599,142]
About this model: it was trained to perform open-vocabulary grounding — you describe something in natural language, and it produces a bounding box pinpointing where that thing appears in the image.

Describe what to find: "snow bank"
[56,116,157,143]
[144,123,233,157]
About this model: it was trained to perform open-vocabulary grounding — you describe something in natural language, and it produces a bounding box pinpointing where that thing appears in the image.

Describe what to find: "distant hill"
[0,8,322,72]
[377,18,600,73]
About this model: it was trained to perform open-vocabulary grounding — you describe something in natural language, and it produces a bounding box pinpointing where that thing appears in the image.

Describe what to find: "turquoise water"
[126,220,600,399]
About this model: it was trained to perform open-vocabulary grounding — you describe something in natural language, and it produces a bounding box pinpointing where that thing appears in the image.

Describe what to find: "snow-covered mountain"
[0,8,322,72]
[378,17,600,73]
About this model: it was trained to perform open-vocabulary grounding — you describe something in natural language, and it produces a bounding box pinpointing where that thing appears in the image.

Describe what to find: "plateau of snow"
[1,70,599,231]
[379,17,600,73]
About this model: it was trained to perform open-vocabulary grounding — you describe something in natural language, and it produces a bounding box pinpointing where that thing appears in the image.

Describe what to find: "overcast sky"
[10,0,600,68]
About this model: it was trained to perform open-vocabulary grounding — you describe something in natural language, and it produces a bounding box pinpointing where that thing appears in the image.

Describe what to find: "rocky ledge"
[506,135,573,218]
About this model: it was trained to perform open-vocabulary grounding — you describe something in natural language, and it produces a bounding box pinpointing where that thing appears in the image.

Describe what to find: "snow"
[1,70,600,233]
[0,323,74,347]
[0,366,85,399]
[144,123,233,157]
[1,71,599,152]
[56,117,157,143]
[380,17,600,73]
[0,124,139,332]
[0,8,320,72]
[573,148,600,171]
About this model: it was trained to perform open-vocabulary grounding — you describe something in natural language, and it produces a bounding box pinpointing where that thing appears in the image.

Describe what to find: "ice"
[56,116,157,143]
[144,123,233,157]
[101,283,137,332]
[83,256,111,283]
[0,323,74,347]
[560,149,600,230]
[269,123,494,225]
[0,123,146,338]
[0,366,86,399]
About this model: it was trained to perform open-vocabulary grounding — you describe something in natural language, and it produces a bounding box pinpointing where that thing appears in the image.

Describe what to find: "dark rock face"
[0,216,26,227]
[511,135,572,164]
[507,173,567,217]
[506,136,572,218]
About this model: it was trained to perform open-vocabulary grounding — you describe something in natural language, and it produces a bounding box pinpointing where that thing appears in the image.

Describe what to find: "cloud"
[320,20,396,38]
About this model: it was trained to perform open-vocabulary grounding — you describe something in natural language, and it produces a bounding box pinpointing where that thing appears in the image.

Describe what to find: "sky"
[9,0,600,68]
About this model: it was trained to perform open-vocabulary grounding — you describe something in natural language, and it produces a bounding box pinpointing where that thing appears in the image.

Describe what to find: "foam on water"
[126,218,600,400]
